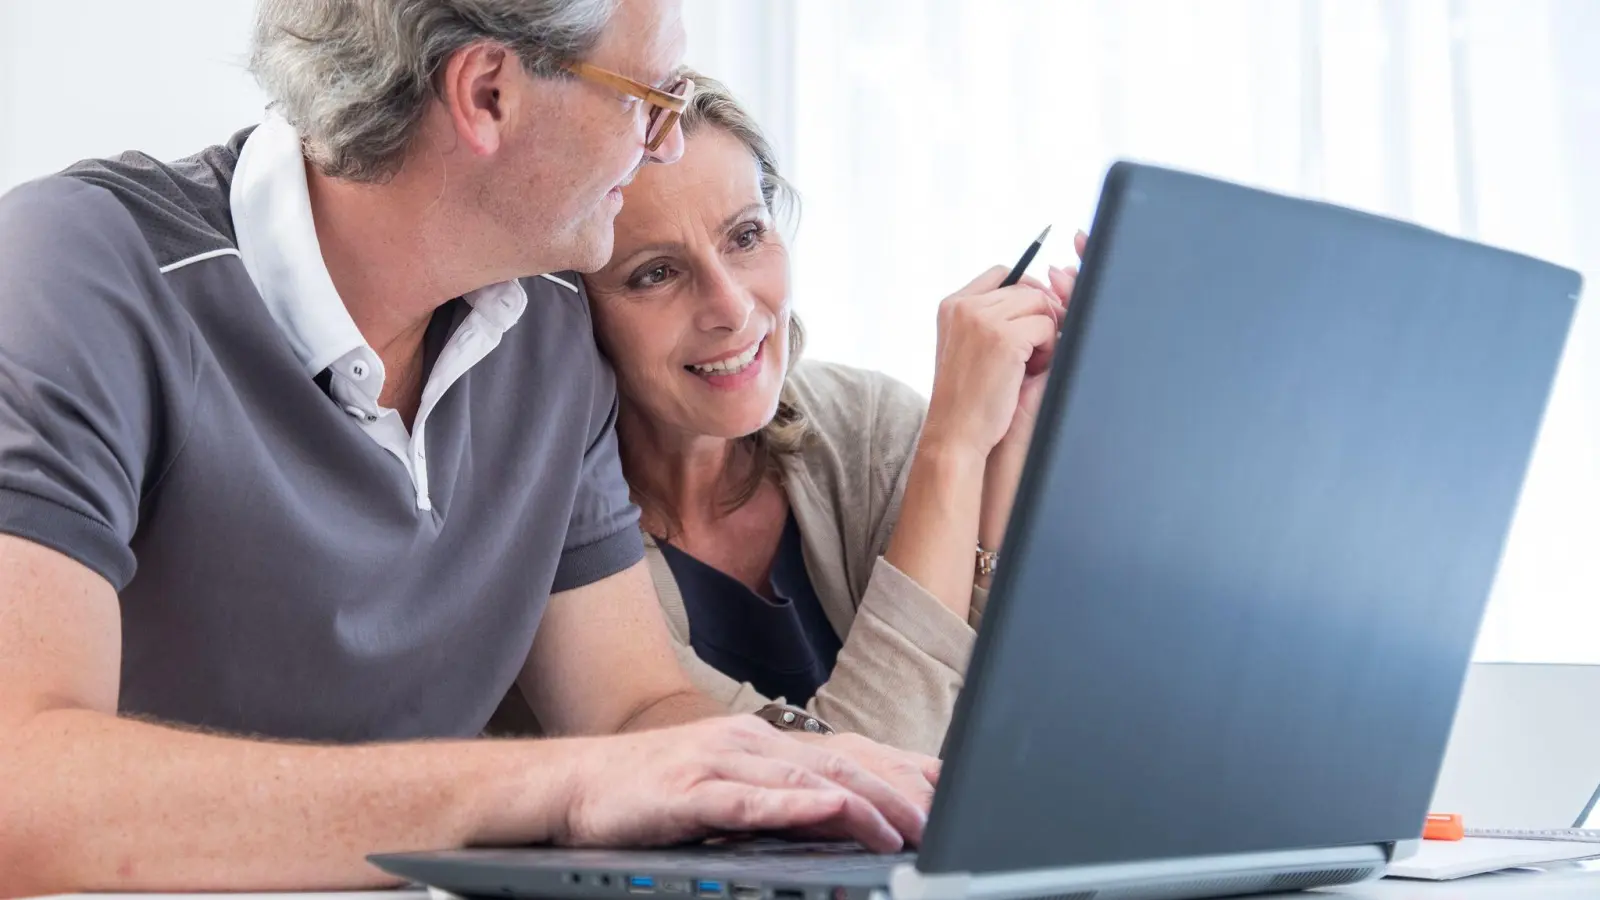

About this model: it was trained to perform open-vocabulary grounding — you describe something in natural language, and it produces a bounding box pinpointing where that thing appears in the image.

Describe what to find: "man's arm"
[518,560,727,736]
[0,533,576,896]
[517,560,942,818]
[0,537,936,898]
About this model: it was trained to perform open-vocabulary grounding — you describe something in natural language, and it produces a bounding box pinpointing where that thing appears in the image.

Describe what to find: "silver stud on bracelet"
[976,544,999,577]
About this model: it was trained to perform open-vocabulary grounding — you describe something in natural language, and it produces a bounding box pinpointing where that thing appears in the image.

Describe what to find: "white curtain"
[1,2,1592,663]
[684,0,1600,664]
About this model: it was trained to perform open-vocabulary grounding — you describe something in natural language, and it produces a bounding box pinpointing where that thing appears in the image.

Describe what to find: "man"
[0,1,936,895]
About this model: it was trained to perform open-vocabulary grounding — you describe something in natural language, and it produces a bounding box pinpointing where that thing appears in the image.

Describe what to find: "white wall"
[0,0,265,192]
[0,0,759,192]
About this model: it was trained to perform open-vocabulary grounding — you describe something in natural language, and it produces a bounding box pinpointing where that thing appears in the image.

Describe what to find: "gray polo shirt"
[0,120,643,741]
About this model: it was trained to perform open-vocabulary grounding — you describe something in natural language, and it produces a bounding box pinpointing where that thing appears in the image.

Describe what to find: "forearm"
[0,708,572,896]
[884,439,986,619]
[977,435,1031,590]
[804,558,976,755]
[617,687,730,733]
[523,562,733,738]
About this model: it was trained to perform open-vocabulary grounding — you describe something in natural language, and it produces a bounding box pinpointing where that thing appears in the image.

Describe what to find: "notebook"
[1385,837,1600,881]
[1387,782,1600,878]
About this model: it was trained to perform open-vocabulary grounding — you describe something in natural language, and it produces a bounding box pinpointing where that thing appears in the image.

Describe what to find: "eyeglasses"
[567,62,695,152]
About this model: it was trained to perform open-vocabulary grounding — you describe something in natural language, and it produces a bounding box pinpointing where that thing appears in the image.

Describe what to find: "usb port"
[730,885,763,900]
[774,890,805,900]
[629,876,657,893]
[695,881,725,898]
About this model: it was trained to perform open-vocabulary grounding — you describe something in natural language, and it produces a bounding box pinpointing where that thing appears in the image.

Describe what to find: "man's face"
[481,0,688,276]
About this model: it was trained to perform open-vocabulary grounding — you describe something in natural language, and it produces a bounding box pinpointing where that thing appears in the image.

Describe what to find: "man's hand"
[542,716,933,853]
[788,730,939,813]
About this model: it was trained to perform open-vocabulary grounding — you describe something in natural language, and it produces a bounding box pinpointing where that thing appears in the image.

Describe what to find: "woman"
[581,72,1082,756]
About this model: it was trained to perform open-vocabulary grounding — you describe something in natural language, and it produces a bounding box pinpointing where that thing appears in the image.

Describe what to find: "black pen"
[1000,225,1052,287]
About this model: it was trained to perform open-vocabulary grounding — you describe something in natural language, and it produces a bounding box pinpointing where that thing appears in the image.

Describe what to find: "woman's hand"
[920,267,1065,460]
[997,230,1087,450]
[978,230,1088,562]
[881,262,1062,620]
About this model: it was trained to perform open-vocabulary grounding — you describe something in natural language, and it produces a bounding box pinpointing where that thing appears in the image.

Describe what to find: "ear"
[438,43,526,158]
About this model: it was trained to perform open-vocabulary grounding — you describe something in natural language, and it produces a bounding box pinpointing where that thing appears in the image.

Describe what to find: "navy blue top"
[657,513,843,705]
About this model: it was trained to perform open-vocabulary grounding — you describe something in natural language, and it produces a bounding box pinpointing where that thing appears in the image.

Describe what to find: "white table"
[33,863,1600,900]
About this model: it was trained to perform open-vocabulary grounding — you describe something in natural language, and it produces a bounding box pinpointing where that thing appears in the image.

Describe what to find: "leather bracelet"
[976,544,999,577]
[755,702,835,735]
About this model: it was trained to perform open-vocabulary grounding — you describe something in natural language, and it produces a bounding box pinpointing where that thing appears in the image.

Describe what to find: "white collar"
[230,112,530,376]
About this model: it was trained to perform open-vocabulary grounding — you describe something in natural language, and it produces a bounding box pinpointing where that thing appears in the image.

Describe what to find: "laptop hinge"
[1387,838,1422,862]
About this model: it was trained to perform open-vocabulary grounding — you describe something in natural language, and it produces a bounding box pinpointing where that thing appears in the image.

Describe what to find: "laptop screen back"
[922,163,1581,876]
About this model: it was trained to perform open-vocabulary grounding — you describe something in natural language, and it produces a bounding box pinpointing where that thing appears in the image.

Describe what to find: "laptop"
[1430,663,1600,829]
[370,162,1582,900]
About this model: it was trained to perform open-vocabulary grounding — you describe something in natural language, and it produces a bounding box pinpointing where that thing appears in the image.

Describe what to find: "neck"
[302,131,557,362]
[309,166,455,344]
[617,403,745,537]
[305,140,556,419]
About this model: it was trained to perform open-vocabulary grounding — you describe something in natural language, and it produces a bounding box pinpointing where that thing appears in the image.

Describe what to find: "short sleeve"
[0,177,191,589]
[550,284,644,593]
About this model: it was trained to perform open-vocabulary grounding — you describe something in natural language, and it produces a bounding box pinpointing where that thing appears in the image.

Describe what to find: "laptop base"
[373,842,1391,900]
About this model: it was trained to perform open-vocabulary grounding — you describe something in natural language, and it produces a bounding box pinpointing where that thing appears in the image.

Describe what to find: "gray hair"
[249,0,616,183]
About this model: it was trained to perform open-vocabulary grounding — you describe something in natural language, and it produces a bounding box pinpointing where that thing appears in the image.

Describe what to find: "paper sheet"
[1386,837,1600,880]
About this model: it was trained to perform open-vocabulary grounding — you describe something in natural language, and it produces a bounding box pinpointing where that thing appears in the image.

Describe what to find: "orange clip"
[1424,813,1465,841]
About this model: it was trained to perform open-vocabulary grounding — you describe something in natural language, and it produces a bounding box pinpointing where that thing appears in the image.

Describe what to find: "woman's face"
[584,128,792,442]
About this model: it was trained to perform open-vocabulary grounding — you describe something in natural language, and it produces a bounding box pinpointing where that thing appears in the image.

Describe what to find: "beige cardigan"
[646,361,989,756]
[487,362,988,756]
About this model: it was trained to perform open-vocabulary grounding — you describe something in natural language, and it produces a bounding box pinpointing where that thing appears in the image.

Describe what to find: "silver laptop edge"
[886,844,1396,900]
[1577,783,1600,829]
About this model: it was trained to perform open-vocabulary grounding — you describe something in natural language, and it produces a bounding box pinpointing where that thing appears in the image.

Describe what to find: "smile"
[686,339,763,376]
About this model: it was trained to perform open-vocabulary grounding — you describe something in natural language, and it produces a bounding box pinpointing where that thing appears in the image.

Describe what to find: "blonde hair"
[629,68,811,539]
